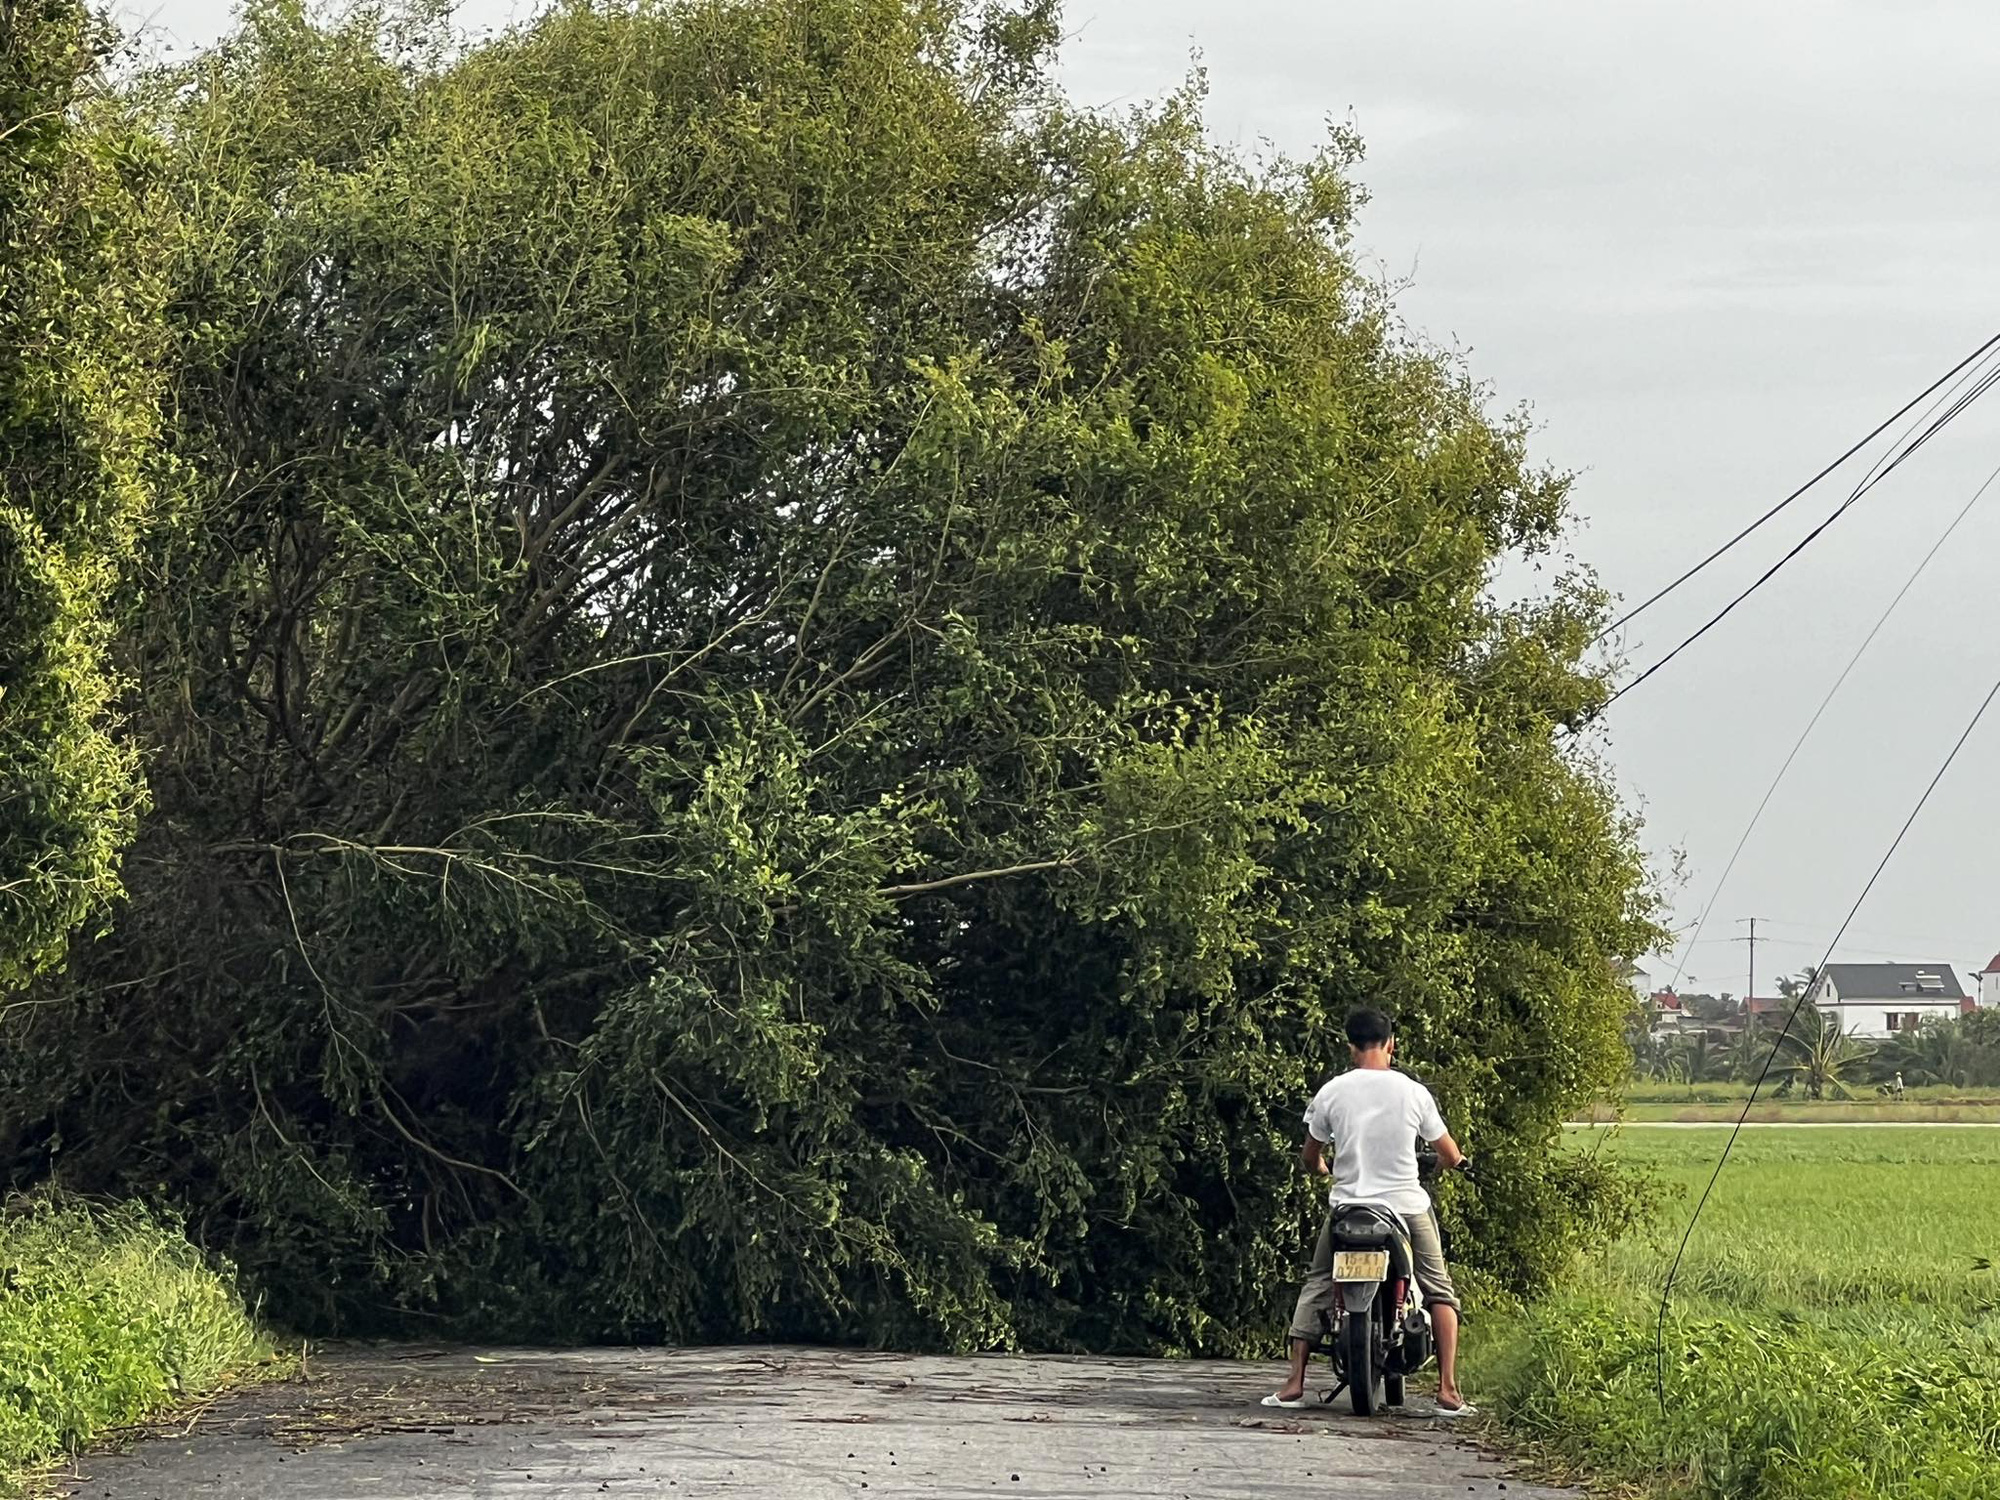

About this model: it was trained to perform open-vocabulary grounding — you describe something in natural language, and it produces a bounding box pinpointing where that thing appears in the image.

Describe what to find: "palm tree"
[1776,1008,1865,1100]
[1875,1017,1969,1089]
[1660,1030,1727,1089]
[1729,1012,1766,1083]
[1627,997,1670,1079]
[1775,968,1819,1001]
[1686,1031,1725,1085]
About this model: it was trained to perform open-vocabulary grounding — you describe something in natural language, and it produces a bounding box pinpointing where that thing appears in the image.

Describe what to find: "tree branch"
[875,856,1080,899]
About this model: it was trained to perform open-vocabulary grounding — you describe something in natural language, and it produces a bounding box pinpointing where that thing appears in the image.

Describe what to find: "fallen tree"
[2,0,1657,1349]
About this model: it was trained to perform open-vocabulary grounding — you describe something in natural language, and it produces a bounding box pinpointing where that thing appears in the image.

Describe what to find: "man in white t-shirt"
[1263,1007,1475,1415]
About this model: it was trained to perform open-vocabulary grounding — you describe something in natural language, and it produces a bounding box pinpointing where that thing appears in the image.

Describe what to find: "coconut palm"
[1775,968,1819,1001]
[1671,1030,1728,1085]
[1875,1017,1972,1089]
[1776,1009,1866,1100]
[1627,998,1671,1079]
[1729,1013,1767,1083]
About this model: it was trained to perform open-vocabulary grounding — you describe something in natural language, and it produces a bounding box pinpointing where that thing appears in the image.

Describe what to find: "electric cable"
[1598,331,2000,643]
[1601,357,2000,715]
[1652,667,2000,1411]
[1655,452,2000,995]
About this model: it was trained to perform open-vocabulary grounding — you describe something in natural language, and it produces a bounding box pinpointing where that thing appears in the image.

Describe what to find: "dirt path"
[57,1346,1574,1499]
[1569,1119,2000,1128]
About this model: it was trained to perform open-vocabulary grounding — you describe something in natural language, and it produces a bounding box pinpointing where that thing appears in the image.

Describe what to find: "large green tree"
[1,0,1657,1349]
[0,0,160,988]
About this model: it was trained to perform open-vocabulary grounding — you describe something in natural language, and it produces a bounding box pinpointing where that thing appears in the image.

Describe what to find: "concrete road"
[58,1346,1575,1499]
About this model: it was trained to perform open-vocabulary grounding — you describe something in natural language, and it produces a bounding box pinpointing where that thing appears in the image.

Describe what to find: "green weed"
[0,1200,271,1492]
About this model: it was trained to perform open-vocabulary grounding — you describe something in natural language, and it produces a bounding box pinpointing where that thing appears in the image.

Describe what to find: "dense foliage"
[1,0,1657,1349]
[1873,1008,2000,1088]
[0,0,160,988]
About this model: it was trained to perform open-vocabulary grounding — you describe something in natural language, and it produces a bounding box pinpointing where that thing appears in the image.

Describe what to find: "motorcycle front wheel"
[1343,1302,1381,1416]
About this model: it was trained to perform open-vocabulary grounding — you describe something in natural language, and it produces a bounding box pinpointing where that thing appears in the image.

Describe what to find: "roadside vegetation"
[1480,1127,2000,1500]
[0,1202,271,1493]
[2,5,273,1490]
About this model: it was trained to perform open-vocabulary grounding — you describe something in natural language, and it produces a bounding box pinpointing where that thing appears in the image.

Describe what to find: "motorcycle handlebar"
[1416,1138,1480,1189]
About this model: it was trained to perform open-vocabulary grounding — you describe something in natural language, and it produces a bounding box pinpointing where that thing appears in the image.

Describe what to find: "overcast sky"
[131,1,2000,994]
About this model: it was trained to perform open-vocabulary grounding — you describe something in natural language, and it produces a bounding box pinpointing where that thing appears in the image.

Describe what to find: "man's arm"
[1417,1085,1468,1170]
[1300,1135,1331,1176]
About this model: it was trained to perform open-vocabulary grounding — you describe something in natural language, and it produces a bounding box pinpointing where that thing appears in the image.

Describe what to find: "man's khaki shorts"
[1288,1206,1459,1344]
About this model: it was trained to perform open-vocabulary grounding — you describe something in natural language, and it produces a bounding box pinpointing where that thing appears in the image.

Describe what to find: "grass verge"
[1576,1083,2000,1123]
[1580,1101,2000,1123]
[1474,1128,2000,1499]
[0,1199,275,1493]
[1616,1084,2000,1105]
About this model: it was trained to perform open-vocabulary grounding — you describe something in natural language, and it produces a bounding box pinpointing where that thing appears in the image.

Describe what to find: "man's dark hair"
[1344,1007,1395,1049]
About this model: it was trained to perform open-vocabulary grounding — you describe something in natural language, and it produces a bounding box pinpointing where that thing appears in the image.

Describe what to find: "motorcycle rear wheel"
[1343,1303,1381,1416]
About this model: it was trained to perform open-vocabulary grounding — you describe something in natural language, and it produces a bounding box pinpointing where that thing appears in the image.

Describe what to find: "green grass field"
[1481,1127,2000,1499]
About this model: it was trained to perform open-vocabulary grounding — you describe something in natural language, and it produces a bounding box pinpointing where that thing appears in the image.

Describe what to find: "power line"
[1650,451,2000,993]
[1681,934,1965,965]
[1759,916,1983,952]
[1734,916,1767,1002]
[1600,356,2000,715]
[1597,331,2000,643]
[1606,357,2000,714]
[1653,667,2000,1412]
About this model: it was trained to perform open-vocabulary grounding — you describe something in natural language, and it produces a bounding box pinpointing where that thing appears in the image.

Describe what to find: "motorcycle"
[1306,1142,1470,1416]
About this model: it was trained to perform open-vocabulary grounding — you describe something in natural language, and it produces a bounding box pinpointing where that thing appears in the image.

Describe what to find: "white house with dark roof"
[1804,963,1968,1040]
[1978,954,2000,1011]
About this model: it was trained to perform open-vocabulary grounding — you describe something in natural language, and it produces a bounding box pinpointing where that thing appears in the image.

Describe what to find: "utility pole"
[1735,917,1768,1012]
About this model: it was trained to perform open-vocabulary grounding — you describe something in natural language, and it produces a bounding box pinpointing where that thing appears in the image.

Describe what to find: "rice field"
[1587,1126,2000,1317]
[1482,1127,2000,1500]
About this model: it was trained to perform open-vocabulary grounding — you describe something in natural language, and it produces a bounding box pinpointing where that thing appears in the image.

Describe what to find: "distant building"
[1696,995,1790,1041]
[1978,954,2000,1010]
[1805,963,1967,1040]
[1646,989,1694,1038]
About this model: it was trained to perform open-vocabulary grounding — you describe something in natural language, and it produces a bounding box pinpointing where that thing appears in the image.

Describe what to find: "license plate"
[1332,1249,1389,1280]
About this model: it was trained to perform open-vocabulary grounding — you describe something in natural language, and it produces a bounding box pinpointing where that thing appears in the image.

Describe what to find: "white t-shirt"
[1303,1067,1448,1216]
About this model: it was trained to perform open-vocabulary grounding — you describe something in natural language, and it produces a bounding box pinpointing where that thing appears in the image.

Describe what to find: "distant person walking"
[1892,1071,1905,1101]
